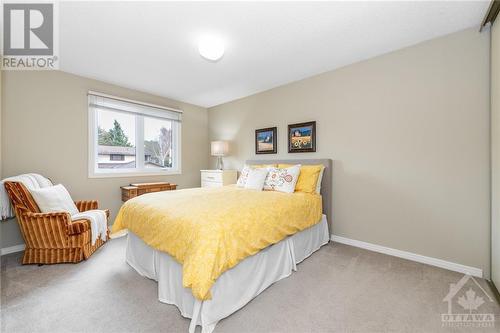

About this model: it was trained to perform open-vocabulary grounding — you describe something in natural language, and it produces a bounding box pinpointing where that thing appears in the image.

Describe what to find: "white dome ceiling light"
[198,35,225,62]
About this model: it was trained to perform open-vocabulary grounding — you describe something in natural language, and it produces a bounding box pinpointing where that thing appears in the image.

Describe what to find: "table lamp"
[211,141,229,170]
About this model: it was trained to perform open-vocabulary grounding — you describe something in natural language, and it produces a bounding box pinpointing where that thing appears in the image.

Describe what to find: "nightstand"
[201,170,237,188]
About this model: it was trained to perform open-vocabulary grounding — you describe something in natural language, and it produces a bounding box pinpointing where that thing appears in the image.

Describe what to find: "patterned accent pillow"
[278,164,324,193]
[237,164,276,187]
[263,165,301,193]
[244,168,269,191]
[236,165,251,187]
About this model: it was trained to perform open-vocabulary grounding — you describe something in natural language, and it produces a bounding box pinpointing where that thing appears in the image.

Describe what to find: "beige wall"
[1,70,209,248]
[209,28,491,275]
[0,69,2,230]
[491,20,500,286]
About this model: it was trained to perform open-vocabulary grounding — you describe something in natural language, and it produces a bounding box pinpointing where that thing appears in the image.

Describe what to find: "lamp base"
[216,156,224,170]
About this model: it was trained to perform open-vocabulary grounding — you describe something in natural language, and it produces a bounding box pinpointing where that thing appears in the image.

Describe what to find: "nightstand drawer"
[201,172,223,183]
[201,180,223,188]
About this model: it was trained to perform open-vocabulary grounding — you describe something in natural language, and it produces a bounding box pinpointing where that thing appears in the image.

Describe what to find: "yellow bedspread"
[112,185,322,300]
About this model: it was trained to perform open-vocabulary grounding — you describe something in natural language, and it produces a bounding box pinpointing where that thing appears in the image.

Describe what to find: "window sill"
[88,170,181,179]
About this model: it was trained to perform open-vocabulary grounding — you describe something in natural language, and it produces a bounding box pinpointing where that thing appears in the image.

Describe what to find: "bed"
[113,159,332,333]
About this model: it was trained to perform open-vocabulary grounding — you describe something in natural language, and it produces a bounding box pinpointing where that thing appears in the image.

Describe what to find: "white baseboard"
[331,235,483,278]
[1,244,25,256]
[1,237,483,277]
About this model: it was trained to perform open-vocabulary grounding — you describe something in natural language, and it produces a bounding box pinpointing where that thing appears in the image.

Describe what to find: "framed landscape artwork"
[288,121,316,153]
[255,127,277,154]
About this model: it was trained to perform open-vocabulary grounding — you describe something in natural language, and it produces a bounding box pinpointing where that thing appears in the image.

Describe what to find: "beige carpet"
[1,236,499,333]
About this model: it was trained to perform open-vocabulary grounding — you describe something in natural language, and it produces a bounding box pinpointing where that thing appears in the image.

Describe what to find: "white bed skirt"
[126,214,329,333]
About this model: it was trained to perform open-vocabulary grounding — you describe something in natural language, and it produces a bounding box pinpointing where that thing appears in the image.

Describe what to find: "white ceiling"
[60,1,490,108]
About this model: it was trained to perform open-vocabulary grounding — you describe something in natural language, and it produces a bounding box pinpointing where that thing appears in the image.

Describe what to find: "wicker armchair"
[4,181,109,264]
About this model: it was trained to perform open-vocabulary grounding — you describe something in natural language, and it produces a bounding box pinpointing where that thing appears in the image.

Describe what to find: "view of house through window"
[97,109,136,169]
[89,93,181,176]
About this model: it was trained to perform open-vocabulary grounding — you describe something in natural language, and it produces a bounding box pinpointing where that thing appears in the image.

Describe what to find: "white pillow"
[237,165,274,187]
[264,165,301,193]
[315,166,325,194]
[236,165,252,187]
[244,168,269,191]
[30,184,79,215]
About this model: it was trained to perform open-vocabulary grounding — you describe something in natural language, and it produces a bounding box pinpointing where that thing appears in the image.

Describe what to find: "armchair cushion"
[30,184,79,215]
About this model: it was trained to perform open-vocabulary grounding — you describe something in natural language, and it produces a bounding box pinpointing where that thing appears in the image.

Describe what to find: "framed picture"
[255,127,277,154]
[288,121,316,153]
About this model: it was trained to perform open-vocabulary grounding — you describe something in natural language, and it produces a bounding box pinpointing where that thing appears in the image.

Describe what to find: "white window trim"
[88,93,182,178]
[88,90,183,114]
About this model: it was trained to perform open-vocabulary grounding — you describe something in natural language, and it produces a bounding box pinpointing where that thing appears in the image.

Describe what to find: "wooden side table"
[121,182,177,202]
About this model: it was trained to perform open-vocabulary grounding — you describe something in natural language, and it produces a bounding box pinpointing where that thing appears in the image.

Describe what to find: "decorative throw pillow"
[30,184,79,215]
[236,164,276,187]
[244,168,269,191]
[278,164,324,194]
[264,165,301,193]
[236,165,252,187]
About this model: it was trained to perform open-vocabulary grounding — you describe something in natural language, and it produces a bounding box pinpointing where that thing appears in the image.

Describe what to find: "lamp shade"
[211,141,229,156]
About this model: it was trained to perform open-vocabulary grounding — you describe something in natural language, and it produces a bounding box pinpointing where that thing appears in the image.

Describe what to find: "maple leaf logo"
[457,288,485,313]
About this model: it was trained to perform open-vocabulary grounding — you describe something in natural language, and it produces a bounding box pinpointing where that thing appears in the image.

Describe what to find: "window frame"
[88,92,182,178]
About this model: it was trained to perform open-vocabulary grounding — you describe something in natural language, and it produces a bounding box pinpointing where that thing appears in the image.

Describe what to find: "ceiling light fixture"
[198,35,225,62]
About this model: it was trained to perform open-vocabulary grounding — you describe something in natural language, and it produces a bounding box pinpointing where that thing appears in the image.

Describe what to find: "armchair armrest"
[74,201,109,219]
[75,200,98,212]
[21,211,71,248]
[68,212,110,235]
[68,219,90,235]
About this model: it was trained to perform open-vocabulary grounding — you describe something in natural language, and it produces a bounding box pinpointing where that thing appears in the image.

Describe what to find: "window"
[88,92,181,177]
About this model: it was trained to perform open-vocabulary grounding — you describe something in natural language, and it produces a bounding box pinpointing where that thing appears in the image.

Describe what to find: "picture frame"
[255,127,277,154]
[288,121,316,153]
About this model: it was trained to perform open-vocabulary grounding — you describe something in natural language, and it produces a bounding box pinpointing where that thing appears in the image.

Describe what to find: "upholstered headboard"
[245,159,332,233]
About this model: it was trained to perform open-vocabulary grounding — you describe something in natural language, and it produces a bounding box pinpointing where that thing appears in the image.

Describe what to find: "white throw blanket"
[71,210,108,245]
[1,174,53,219]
